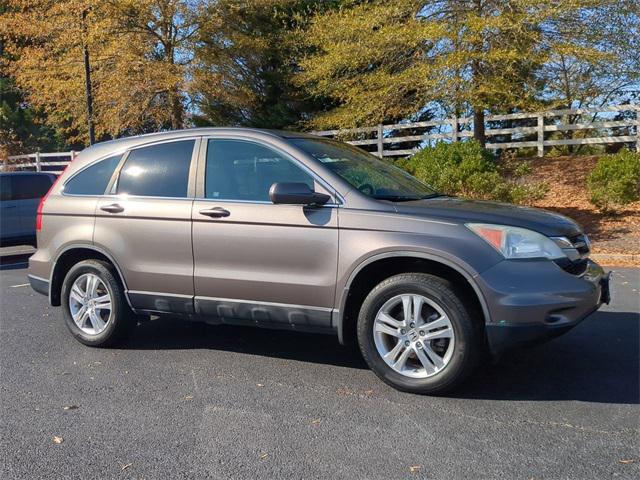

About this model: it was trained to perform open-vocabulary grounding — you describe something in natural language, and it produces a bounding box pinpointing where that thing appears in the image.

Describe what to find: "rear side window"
[64,155,122,195]
[117,140,195,198]
[7,175,53,200]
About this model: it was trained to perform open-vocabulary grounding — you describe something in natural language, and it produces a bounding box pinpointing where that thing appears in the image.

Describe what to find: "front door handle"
[100,203,124,213]
[199,207,230,218]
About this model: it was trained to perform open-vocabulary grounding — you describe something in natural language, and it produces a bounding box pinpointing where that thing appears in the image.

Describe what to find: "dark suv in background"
[1,172,57,247]
[27,129,610,394]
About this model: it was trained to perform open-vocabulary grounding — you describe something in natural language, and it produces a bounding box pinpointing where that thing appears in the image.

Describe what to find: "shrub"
[587,149,640,213]
[398,140,546,204]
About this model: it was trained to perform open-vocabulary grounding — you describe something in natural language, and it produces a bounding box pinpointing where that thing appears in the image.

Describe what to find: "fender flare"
[49,243,133,309]
[334,250,491,344]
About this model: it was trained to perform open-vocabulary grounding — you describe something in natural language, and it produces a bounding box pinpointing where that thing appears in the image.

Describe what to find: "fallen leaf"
[256,383,264,387]
[121,463,132,471]
[310,418,321,426]
[619,459,635,464]
[259,453,269,460]
[409,465,421,474]
[63,405,79,410]
[52,436,64,444]
[184,395,194,400]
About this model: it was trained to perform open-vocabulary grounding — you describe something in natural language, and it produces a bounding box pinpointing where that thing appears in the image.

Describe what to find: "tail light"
[36,167,67,231]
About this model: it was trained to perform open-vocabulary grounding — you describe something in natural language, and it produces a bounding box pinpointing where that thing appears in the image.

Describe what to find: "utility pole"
[81,8,95,145]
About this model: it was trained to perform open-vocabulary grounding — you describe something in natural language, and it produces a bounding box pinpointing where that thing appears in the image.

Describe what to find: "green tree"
[296,0,639,145]
[191,0,338,129]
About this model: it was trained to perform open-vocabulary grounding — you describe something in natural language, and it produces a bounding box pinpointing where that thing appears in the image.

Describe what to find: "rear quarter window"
[116,140,195,198]
[64,155,122,196]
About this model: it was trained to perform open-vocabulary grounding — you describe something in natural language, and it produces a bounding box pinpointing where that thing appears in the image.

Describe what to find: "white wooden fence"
[3,105,638,170]
[3,151,76,173]
[312,104,640,158]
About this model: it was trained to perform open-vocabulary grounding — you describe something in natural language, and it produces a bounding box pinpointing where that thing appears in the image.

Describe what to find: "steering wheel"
[358,183,375,196]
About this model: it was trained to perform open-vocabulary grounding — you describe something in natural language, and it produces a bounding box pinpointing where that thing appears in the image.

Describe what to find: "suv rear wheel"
[357,273,481,394]
[61,259,135,347]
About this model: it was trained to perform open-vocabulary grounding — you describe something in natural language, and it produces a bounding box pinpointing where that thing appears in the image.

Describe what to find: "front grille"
[567,233,590,257]
[556,233,590,276]
[563,258,588,275]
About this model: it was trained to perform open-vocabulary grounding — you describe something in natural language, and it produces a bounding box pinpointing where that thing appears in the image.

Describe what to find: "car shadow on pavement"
[459,311,639,404]
[121,310,639,404]
[121,316,368,370]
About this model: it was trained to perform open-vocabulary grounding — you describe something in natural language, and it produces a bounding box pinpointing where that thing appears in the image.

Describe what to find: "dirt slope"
[526,155,639,256]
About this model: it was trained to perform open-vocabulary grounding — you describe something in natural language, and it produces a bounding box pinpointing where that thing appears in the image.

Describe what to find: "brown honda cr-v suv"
[28,128,610,394]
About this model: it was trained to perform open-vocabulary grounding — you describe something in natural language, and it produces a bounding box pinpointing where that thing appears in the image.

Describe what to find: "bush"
[398,140,546,204]
[587,149,640,213]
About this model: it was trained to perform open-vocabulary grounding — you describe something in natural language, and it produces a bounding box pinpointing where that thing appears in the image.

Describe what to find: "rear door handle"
[100,203,124,213]
[199,207,230,218]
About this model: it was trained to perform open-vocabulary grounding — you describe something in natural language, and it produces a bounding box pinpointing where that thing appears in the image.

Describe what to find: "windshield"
[291,138,438,201]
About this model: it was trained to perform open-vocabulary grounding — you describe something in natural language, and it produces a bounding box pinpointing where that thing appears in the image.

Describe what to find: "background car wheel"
[61,259,135,347]
[357,273,482,394]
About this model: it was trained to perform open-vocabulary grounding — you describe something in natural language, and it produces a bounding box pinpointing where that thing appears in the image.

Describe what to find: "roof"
[0,171,58,176]
[68,127,324,173]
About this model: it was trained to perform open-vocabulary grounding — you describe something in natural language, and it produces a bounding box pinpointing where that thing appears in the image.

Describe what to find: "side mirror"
[269,182,331,206]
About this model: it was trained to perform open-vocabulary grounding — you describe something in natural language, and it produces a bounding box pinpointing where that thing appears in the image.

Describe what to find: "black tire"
[357,273,482,395]
[61,259,135,347]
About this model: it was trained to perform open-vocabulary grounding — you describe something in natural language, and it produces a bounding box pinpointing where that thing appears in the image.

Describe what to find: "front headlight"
[466,223,565,260]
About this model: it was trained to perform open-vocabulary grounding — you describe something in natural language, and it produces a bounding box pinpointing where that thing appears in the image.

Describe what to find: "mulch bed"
[524,155,639,264]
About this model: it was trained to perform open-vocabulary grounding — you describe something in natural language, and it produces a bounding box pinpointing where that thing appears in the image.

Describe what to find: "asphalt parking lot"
[1,261,638,479]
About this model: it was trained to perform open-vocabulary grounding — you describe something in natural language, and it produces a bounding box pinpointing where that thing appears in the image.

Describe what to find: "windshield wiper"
[372,195,421,202]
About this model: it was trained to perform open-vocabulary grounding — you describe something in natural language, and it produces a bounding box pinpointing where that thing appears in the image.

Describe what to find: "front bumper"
[478,259,609,356]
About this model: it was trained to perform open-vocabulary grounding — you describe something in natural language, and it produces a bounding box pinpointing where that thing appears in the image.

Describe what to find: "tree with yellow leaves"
[1,0,200,144]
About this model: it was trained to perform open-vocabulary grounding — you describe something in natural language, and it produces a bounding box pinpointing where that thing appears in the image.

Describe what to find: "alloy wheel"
[68,273,112,335]
[373,293,455,378]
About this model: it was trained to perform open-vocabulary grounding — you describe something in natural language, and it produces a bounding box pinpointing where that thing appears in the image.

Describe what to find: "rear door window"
[64,155,122,196]
[117,140,195,198]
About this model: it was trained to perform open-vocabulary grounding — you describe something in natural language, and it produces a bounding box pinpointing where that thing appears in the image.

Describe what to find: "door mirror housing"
[269,182,331,206]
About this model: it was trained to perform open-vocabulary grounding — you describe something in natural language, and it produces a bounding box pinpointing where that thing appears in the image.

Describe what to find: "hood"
[393,197,582,237]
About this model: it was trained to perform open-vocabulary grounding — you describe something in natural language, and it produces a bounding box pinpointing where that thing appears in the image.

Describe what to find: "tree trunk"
[82,9,95,145]
[471,0,485,147]
[169,89,183,130]
[473,108,486,146]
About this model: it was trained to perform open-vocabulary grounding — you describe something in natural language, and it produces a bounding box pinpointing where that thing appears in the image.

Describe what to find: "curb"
[591,253,640,264]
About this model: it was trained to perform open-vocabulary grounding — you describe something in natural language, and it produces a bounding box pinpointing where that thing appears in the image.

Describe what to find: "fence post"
[451,116,459,142]
[70,150,75,161]
[35,152,42,172]
[536,114,544,157]
[636,111,640,153]
[376,124,384,158]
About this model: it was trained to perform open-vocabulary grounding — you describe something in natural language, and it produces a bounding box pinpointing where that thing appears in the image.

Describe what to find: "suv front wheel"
[61,259,135,347]
[357,273,481,394]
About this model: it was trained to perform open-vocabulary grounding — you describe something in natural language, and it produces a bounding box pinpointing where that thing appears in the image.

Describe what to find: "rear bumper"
[28,274,50,297]
[478,259,609,356]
